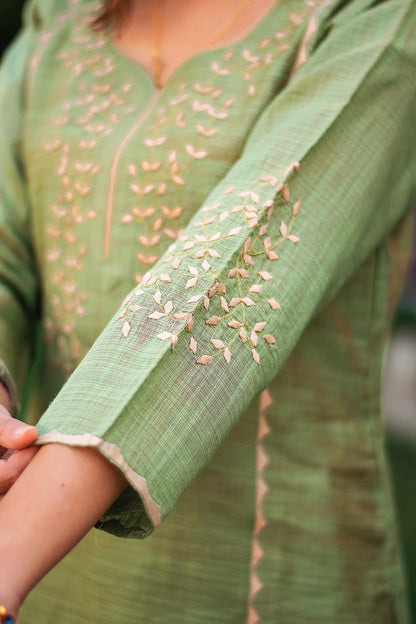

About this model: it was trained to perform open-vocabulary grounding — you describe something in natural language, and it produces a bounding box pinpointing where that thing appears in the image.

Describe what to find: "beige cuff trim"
[36,430,162,528]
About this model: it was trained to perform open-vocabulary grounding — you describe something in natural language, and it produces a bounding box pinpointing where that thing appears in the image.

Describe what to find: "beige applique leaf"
[183,240,196,251]
[263,334,276,344]
[154,290,162,304]
[195,234,207,243]
[128,304,143,313]
[189,266,199,276]
[219,211,229,222]
[207,248,221,258]
[284,161,300,175]
[242,297,256,306]
[287,235,300,243]
[258,271,273,281]
[211,339,225,349]
[220,297,229,312]
[293,200,301,216]
[159,273,172,282]
[231,204,244,214]
[228,319,242,329]
[239,327,248,342]
[217,283,226,294]
[267,250,279,260]
[187,294,203,303]
[202,259,211,272]
[228,268,249,279]
[209,284,218,298]
[244,237,252,253]
[173,312,188,320]
[203,295,210,310]
[186,277,199,289]
[148,311,165,320]
[185,144,208,159]
[171,335,178,350]
[243,253,254,266]
[237,190,259,203]
[116,309,126,320]
[254,322,267,332]
[196,355,213,365]
[228,227,242,237]
[171,258,181,269]
[157,331,173,341]
[193,249,206,259]
[206,316,221,326]
[268,299,281,310]
[144,136,166,147]
[249,284,262,293]
[252,349,260,365]
[164,301,173,315]
[122,321,131,337]
[225,185,235,194]
[248,218,258,229]
[141,160,162,172]
[280,221,288,238]
[209,232,222,242]
[251,330,258,347]
[190,336,197,354]
[146,276,158,287]
[224,347,232,363]
[279,184,290,201]
[242,49,260,63]
[229,297,241,307]
[130,183,141,194]
[187,315,194,332]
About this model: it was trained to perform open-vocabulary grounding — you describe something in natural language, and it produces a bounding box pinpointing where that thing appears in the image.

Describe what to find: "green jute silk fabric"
[0,0,415,621]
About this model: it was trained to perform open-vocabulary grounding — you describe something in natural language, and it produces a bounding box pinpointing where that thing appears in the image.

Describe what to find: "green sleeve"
[0,3,41,411]
[36,0,416,537]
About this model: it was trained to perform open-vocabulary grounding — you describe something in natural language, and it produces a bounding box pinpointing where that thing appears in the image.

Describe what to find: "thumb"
[0,404,38,450]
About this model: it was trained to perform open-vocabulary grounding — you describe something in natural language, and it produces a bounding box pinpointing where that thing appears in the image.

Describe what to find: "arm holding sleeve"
[36,0,416,537]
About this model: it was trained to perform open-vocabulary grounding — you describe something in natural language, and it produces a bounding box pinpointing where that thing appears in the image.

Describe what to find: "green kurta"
[0,0,415,621]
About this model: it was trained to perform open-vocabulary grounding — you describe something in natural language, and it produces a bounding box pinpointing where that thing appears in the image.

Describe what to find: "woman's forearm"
[0,443,127,618]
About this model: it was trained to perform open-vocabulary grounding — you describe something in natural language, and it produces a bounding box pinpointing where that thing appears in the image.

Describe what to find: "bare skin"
[0,386,38,503]
[112,0,278,86]
[0,389,128,618]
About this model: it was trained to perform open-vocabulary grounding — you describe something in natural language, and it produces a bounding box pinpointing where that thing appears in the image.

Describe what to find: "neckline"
[106,0,281,91]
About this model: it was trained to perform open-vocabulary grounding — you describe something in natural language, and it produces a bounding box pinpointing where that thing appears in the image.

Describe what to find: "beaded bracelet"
[0,604,15,624]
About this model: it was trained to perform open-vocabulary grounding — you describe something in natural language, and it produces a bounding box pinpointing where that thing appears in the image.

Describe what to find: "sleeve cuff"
[35,430,161,538]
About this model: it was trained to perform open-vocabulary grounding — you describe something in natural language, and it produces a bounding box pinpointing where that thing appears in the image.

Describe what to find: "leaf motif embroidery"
[115,164,301,367]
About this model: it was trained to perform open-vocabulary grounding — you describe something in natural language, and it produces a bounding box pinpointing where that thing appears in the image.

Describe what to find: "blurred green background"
[1,2,415,621]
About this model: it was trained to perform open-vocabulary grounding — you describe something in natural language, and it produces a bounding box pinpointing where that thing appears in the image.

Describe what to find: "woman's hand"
[0,403,38,502]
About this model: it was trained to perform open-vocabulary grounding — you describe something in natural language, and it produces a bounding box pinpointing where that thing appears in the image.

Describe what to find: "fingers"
[0,446,39,495]
[0,405,38,451]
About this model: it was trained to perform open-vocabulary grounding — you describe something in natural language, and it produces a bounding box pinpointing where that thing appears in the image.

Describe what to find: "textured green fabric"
[0,0,415,621]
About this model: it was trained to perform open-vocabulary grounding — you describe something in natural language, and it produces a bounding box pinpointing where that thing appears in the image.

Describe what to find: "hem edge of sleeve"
[35,430,162,537]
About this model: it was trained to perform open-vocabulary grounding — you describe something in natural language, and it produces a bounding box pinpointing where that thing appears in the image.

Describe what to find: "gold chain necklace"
[151,0,257,87]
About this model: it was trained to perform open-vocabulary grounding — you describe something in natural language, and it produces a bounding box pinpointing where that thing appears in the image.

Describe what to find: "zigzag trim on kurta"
[246,387,272,624]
